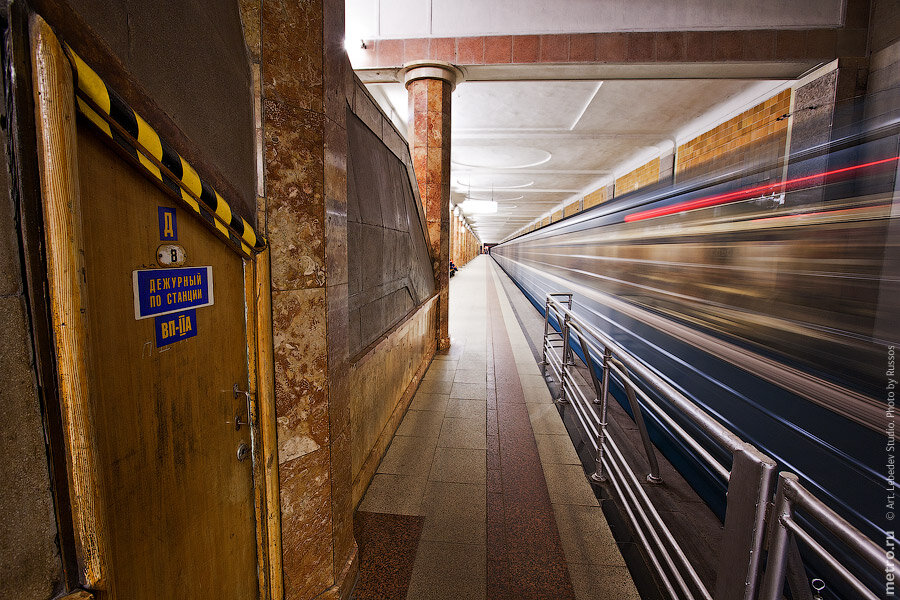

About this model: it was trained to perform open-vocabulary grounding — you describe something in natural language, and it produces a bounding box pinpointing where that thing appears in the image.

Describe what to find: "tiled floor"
[355,256,639,600]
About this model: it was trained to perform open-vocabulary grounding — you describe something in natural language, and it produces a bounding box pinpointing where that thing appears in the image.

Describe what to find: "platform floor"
[353,256,639,600]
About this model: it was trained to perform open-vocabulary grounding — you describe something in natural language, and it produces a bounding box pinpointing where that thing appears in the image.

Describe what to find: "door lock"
[236,443,250,462]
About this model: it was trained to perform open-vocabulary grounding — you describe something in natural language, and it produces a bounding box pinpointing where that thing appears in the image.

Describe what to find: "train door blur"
[32,22,259,599]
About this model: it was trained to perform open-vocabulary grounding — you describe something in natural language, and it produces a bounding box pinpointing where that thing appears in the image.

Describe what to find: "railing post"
[540,297,551,373]
[590,347,613,483]
[758,473,796,600]
[558,312,572,404]
[610,357,662,484]
[714,444,778,600]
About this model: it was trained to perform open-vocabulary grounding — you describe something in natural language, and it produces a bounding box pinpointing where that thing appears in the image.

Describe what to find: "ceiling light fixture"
[460,199,498,214]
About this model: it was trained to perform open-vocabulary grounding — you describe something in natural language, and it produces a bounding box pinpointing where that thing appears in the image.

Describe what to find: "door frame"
[29,15,282,599]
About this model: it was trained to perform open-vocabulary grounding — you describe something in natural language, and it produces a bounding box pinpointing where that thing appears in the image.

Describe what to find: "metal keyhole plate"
[237,443,250,462]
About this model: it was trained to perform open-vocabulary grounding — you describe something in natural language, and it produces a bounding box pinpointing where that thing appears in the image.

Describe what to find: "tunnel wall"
[517,87,794,236]
[675,89,792,178]
[615,156,662,195]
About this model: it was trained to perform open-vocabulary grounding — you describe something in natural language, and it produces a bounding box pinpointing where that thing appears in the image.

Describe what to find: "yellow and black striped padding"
[62,44,265,257]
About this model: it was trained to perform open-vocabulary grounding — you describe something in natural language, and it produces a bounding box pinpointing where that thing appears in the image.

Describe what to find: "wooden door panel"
[76,125,258,599]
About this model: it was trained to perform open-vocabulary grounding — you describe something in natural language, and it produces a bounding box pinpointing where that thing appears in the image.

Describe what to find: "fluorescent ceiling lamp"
[460,199,498,214]
[461,200,497,214]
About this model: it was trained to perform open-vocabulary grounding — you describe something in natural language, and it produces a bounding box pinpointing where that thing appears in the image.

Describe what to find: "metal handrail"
[542,291,895,600]
[541,292,776,600]
[760,473,900,600]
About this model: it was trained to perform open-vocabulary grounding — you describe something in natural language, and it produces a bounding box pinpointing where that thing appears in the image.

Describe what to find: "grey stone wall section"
[866,40,900,124]
[786,70,838,207]
[0,101,63,597]
[870,0,900,53]
[347,111,435,357]
[658,151,675,182]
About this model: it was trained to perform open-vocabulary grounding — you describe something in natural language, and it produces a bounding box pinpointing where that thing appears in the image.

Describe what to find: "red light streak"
[623,156,900,223]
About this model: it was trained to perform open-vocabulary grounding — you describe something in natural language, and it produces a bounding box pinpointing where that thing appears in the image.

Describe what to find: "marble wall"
[349,296,438,506]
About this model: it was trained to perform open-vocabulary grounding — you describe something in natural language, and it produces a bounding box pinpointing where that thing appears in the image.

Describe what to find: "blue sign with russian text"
[155,309,197,347]
[133,266,214,320]
[158,207,177,240]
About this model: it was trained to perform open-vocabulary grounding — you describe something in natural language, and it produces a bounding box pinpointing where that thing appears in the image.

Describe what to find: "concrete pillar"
[402,61,462,350]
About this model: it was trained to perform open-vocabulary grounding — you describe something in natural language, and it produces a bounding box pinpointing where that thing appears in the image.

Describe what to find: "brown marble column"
[403,61,462,350]
[252,0,357,599]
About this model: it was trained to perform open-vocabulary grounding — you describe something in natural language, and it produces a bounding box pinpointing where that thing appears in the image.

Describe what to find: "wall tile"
[714,31,743,61]
[404,38,429,61]
[512,35,539,63]
[625,32,655,61]
[279,448,335,599]
[684,31,716,61]
[265,100,326,290]
[262,0,324,112]
[378,38,403,66]
[569,34,596,62]
[775,30,807,59]
[742,30,776,61]
[656,32,684,61]
[457,36,485,64]
[272,288,329,462]
[806,29,838,58]
[596,33,626,61]
[485,35,512,63]
[429,37,456,62]
[540,35,569,62]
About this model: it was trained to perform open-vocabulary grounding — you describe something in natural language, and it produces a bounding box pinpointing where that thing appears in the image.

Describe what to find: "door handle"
[233,384,252,430]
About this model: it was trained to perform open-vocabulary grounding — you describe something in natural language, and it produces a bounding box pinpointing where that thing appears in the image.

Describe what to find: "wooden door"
[76,125,258,599]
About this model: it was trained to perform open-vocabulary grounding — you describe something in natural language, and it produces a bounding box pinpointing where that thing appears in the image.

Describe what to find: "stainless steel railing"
[539,292,893,600]
[760,472,900,600]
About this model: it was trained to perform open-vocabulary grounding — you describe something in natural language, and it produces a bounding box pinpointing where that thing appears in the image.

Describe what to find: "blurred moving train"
[492,119,899,596]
